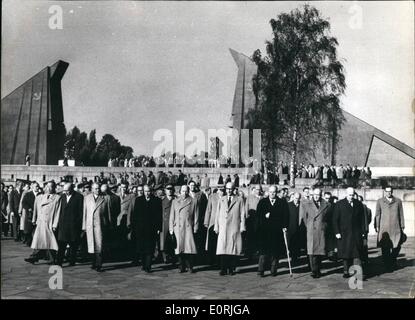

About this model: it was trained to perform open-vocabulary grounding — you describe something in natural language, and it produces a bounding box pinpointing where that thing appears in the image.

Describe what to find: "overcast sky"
[2,1,414,155]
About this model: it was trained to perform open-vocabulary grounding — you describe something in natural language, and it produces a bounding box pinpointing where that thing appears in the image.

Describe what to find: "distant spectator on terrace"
[234,174,240,188]
[25,154,31,166]
[201,174,210,189]
[307,164,315,178]
[217,173,224,185]
[336,164,345,181]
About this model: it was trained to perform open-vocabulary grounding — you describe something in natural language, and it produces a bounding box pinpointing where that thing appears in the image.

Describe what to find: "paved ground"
[1,236,414,299]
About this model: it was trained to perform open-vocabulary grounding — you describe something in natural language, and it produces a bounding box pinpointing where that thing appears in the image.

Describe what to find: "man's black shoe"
[219,270,226,276]
[24,257,37,264]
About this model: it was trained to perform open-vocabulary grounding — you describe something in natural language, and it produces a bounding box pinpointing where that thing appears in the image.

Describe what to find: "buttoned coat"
[299,199,331,255]
[160,195,175,251]
[257,197,289,256]
[82,194,112,254]
[203,193,221,250]
[131,196,162,254]
[31,193,61,250]
[214,195,246,256]
[375,196,405,249]
[333,198,365,259]
[56,191,84,243]
[20,191,37,233]
[169,196,199,255]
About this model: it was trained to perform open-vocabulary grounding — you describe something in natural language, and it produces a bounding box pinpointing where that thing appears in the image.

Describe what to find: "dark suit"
[8,189,22,240]
[131,196,162,271]
[56,191,84,265]
[256,197,289,275]
[1,190,8,235]
[20,191,36,244]
[333,198,366,275]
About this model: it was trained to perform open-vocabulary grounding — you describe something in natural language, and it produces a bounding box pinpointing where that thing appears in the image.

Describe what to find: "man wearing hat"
[159,184,176,264]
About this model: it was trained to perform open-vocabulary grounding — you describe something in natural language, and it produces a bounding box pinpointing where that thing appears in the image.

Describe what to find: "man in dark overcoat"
[333,187,366,278]
[56,183,84,266]
[131,185,162,272]
[256,185,289,277]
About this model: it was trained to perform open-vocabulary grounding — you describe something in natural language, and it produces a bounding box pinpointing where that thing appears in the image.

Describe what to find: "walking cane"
[283,229,293,277]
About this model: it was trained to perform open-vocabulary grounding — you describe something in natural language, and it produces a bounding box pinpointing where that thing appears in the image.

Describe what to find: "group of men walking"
[1,179,406,279]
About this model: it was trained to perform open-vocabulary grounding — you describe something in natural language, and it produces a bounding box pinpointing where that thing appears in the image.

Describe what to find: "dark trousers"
[381,245,401,267]
[12,215,21,240]
[288,232,301,261]
[206,227,218,266]
[195,227,207,265]
[92,252,103,268]
[258,255,279,274]
[57,241,78,265]
[178,254,194,271]
[3,222,11,236]
[29,249,56,262]
[309,255,322,275]
[244,218,257,259]
[23,231,33,246]
[141,253,153,271]
[343,258,362,275]
[220,255,237,273]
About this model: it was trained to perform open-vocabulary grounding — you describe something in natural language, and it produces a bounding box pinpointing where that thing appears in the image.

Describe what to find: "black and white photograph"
[1,0,414,304]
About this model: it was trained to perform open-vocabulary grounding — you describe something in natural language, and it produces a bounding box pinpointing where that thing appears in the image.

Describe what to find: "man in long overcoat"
[8,180,23,241]
[299,188,331,278]
[25,181,61,264]
[131,185,162,272]
[375,186,405,270]
[256,185,288,277]
[20,182,40,246]
[159,184,176,264]
[56,183,84,266]
[203,187,223,266]
[82,182,112,272]
[333,187,366,278]
[214,182,246,276]
[169,185,199,273]
[244,185,262,260]
[189,181,208,264]
[115,182,134,259]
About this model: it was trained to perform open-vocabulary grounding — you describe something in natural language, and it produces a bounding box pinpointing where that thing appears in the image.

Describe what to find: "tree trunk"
[289,129,298,188]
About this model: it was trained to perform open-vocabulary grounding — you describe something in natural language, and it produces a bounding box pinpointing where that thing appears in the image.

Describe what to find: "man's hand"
[52,227,56,232]
[282,228,287,232]
[335,233,341,239]
[10,212,14,217]
[169,231,173,236]
[157,230,160,235]
[265,212,270,219]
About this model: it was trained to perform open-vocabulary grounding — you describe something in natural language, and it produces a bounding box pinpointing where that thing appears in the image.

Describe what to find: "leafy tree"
[248,5,346,186]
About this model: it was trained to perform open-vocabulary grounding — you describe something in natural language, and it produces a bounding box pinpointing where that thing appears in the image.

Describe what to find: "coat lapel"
[178,197,192,211]
[228,196,237,211]
[94,195,105,211]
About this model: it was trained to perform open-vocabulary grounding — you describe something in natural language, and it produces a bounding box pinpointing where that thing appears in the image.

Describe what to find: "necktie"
[228,197,232,207]
[271,199,275,206]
